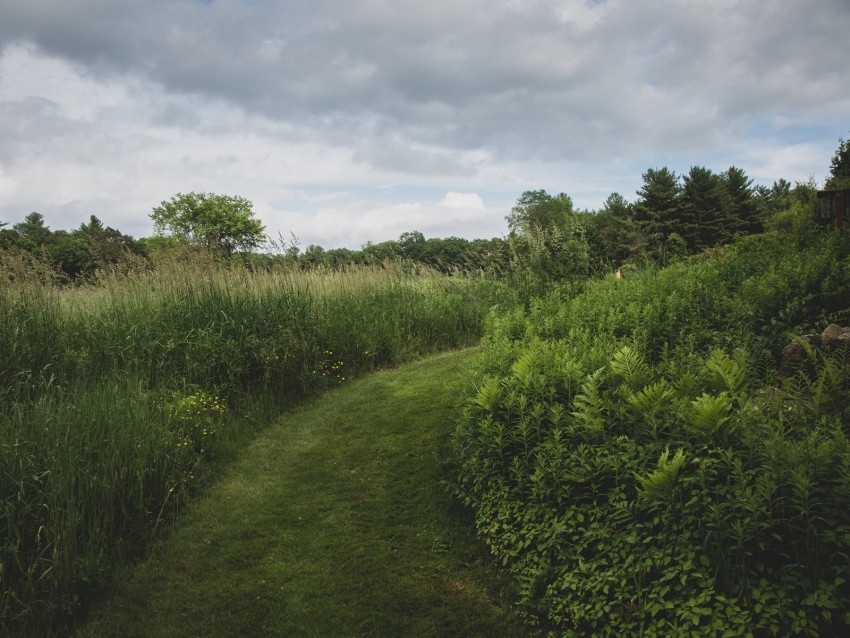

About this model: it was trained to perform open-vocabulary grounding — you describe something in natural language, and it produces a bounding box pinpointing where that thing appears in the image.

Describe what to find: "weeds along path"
[77,349,525,638]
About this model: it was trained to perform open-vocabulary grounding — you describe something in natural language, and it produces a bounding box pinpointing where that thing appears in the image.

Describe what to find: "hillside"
[453,227,850,635]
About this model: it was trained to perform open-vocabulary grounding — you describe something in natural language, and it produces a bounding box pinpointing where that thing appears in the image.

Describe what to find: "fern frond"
[572,368,606,437]
[609,345,650,391]
[474,375,502,411]
[705,349,747,394]
[636,446,687,504]
[628,379,674,419]
[685,392,733,439]
[511,349,538,385]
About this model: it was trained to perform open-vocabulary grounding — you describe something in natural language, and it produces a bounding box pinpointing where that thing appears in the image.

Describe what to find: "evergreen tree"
[584,193,637,271]
[78,215,138,267]
[724,166,760,235]
[13,212,53,249]
[634,168,681,264]
[680,166,730,251]
[764,178,793,216]
[825,134,850,189]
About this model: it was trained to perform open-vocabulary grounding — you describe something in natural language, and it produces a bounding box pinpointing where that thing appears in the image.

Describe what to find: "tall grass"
[0,254,512,636]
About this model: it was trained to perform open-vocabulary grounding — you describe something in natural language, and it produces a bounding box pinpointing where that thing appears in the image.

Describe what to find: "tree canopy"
[150,192,266,255]
[506,190,575,236]
[826,133,850,189]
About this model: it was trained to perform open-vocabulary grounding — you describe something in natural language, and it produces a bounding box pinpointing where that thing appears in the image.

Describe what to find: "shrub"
[453,230,850,635]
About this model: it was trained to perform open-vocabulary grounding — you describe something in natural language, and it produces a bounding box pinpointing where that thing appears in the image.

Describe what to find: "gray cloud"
[4,0,846,162]
[1,0,848,244]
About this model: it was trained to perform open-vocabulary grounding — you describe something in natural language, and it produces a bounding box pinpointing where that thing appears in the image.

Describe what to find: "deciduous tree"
[150,192,266,255]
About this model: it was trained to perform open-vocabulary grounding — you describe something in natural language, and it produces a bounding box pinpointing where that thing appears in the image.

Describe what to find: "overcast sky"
[1,0,848,249]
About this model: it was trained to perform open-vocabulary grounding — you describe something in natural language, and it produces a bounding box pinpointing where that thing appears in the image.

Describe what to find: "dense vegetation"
[0,160,822,284]
[0,254,511,636]
[452,209,850,634]
[2,134,848,636]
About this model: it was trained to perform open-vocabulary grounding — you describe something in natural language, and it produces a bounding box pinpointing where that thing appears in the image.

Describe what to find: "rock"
[822,323,850,351]
[779,334,821,377]
[779,324,850,377]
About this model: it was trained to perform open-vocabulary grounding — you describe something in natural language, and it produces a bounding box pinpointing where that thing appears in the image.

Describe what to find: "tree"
[583,193,638,272]
[723,166,760,235]
[825,133,850,189]
[51,231,94,279]
[0,220,18,249]
[634,168,681,264]
[13,212,53,248]
[360,240,402,264]
[302,244,330,268]
[399,231,426,260]
[507,190,575,235]
[150,193,266,255]
[680,166,730,251]
[78,215,145,268]
[506,190,588,288]
[764,179,792,215]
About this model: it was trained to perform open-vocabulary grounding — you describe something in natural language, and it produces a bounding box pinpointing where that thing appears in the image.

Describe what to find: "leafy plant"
[453,228,850,635]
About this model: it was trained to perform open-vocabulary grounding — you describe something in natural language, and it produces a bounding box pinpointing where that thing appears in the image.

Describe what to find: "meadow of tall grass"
[0,252,513,636]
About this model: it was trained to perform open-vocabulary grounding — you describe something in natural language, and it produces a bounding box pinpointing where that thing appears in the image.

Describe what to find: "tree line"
[2,133,847,283]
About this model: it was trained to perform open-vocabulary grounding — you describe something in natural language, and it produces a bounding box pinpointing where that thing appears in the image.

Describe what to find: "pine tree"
[634,168,681,264]
[680,166,730,251]
[825,134,850,189]
[724,166,760,235]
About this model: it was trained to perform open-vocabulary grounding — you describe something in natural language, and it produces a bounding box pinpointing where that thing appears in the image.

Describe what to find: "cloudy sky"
[0,0,848,249]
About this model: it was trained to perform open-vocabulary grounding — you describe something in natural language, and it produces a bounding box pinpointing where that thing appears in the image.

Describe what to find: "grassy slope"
[77,349,526,638]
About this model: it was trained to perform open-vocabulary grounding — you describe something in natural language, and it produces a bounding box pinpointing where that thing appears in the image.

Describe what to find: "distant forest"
[3,133,849,284]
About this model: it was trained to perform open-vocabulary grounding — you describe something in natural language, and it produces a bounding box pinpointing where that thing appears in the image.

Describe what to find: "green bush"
[453,230,850,635]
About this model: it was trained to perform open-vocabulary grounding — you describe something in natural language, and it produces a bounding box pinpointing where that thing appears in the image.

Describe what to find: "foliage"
[825,132,850,190]
[453,228,850,635]
[633,167,681,264]
[0,256,513,635]
[2,213,145,281]
[507,190,576,236]
[680,166,732,251]
[150,192,266,255]
[505,191,590,298]
[581,193,638,273]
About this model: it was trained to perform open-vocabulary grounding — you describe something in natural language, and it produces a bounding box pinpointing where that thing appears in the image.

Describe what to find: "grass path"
[77,349,527,637]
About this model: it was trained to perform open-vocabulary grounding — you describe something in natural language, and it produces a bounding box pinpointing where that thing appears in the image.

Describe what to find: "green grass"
[0,257,513,634]
[76,349,527,638]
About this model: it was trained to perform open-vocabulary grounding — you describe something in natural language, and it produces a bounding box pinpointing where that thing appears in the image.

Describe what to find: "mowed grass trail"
[77,349,527,638]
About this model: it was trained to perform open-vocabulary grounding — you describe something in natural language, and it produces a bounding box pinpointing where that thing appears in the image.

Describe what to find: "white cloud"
[0,0,848,246]
[274,192,506,249]
[439,192,485,209]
